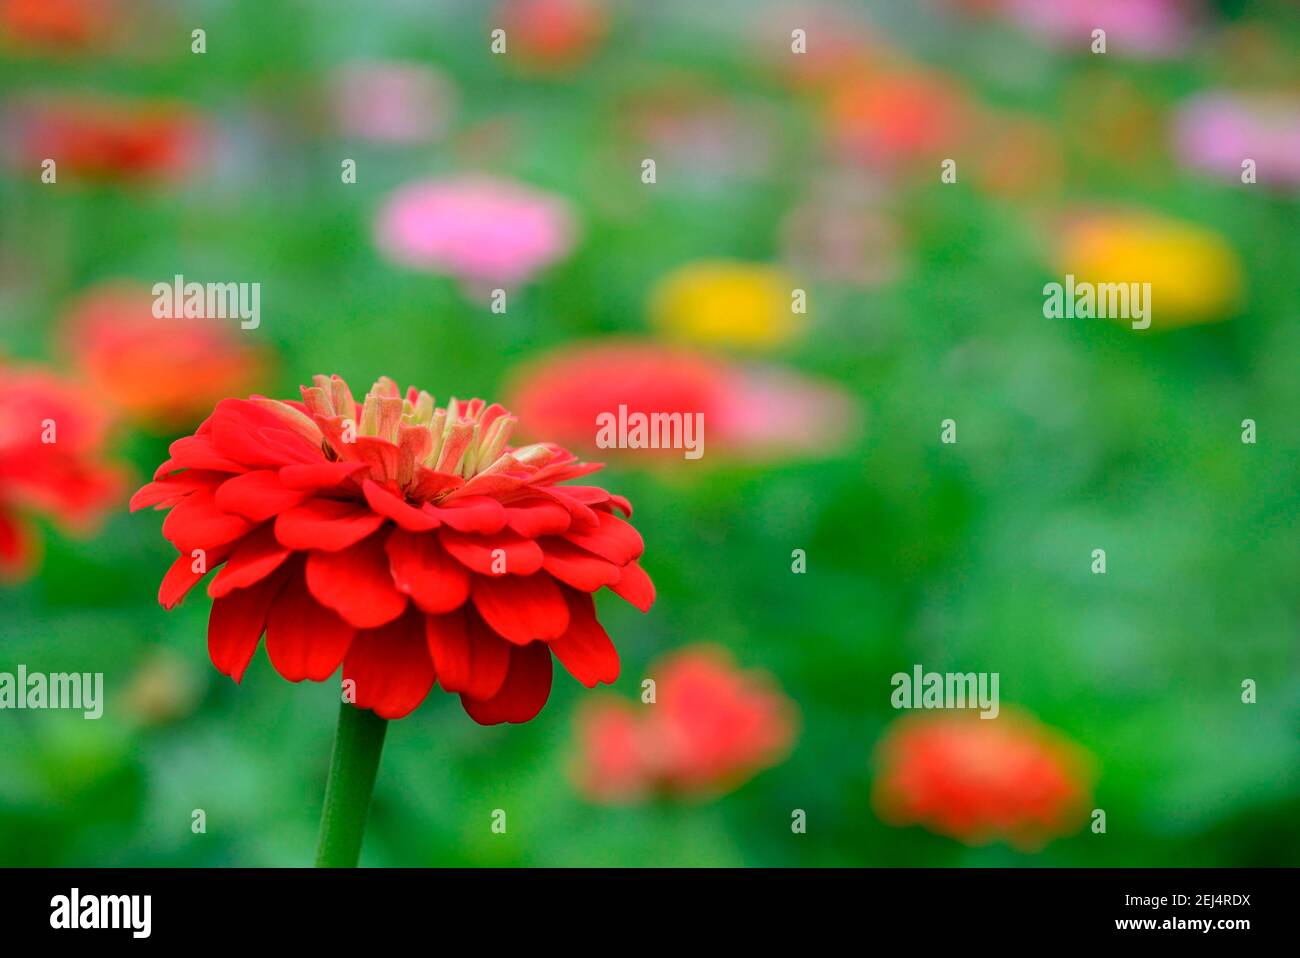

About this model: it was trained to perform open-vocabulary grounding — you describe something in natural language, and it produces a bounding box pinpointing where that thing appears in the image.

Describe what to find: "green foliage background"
[0,0,1297,866]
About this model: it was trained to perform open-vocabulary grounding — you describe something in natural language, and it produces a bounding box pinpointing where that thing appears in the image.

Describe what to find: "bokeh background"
[1,0,1298,867]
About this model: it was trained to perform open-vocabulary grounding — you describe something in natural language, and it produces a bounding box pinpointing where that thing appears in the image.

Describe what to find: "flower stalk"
[315,700,389,868]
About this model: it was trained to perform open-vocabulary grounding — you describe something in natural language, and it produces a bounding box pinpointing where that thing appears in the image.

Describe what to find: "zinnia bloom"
[2,94,207,182]
[0,363,126,579]
[328,60,456,145]
[373,174,577,292]
[1054,210,1244,327]
[872,711,1093,850]
[60,282,266,429]
[650,259,801,350]
[131,374,654,723]
[1173,92,1300,189]
[505,340,859,464]
[0,0,116,53]
[781,172,901,286]
[1003,0,1197,58]
[494,0,610,73]
[825,69,971,170]
[573,646,797,802]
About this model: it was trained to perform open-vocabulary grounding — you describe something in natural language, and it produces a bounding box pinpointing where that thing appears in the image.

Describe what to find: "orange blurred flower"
[872,711,1094,850]
[60,283,267,430]
[825,69,972,170]
[0,362,126,579]
[573,646,798,802]
[0,0,116,54]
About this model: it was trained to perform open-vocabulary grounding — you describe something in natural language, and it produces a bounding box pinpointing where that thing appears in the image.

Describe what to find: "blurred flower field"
[0,0,1297,867]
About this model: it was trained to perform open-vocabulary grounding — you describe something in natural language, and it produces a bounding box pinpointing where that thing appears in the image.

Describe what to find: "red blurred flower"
[505,340,859,464]
[574,646,797,802]
[60,282,266,430]
[495,0,609,73]
[0,0,115,53]
[872,711,1093,850]
[3,94,207,182]
[132,374,654,723]
[0,362,126,579]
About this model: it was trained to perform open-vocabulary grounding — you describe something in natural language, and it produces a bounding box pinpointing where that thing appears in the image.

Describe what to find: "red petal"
[504,499,571,537]
[424,495,507,533]
[130,470,221,512]
[562,509,644,565]
[548,590,619,687]
[343,609,435,719]
[423,609,470,691]
[278,461,368,490]
[384,527,470,614]
[470,571,569,645]
[363,479,439,531]
[424,609,513,700]
[214,470,310,521]
[610,560,655,612]
[540,537,621,591]
[439,527,544,575]
[161,489,252,553]
[460,640,553,725]
[208,524,292,598]
[207,564,290,682]
[306,532,408,628]
[166,435,244,474]
[275,498,385,552]
[266,567,355,681]
[158,542,233,609]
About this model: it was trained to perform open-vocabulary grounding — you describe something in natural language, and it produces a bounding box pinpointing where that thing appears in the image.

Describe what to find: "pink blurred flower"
[1173,92,1300,188]
[329,60,456,145]
[573,646,798,802]
[505,341,860,465]
[0,362,126,579]
[1005,0,1198,58]
[781,171,901,286]
[620,80,775,187]
[374,174,577,290]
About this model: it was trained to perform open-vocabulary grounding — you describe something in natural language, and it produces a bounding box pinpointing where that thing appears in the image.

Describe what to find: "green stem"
[315,701,388,868]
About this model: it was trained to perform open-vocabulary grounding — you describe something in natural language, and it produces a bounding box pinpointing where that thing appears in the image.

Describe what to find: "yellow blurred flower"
[1056,213,1243,328]
[649,260,800,349]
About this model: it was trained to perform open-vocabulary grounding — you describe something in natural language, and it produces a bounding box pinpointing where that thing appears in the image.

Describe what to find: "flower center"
[302,374,535,489]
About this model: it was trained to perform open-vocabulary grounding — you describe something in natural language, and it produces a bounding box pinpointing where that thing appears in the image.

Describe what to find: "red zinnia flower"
[872,711,1094,850]
[0,0,116,53]
[494,0,610,73]
[0,362,126,579]
[506,340,859,464]
[60,282,266,430]
[573,646,797,801]
[131,374,654,723]
[3,94,207,182]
